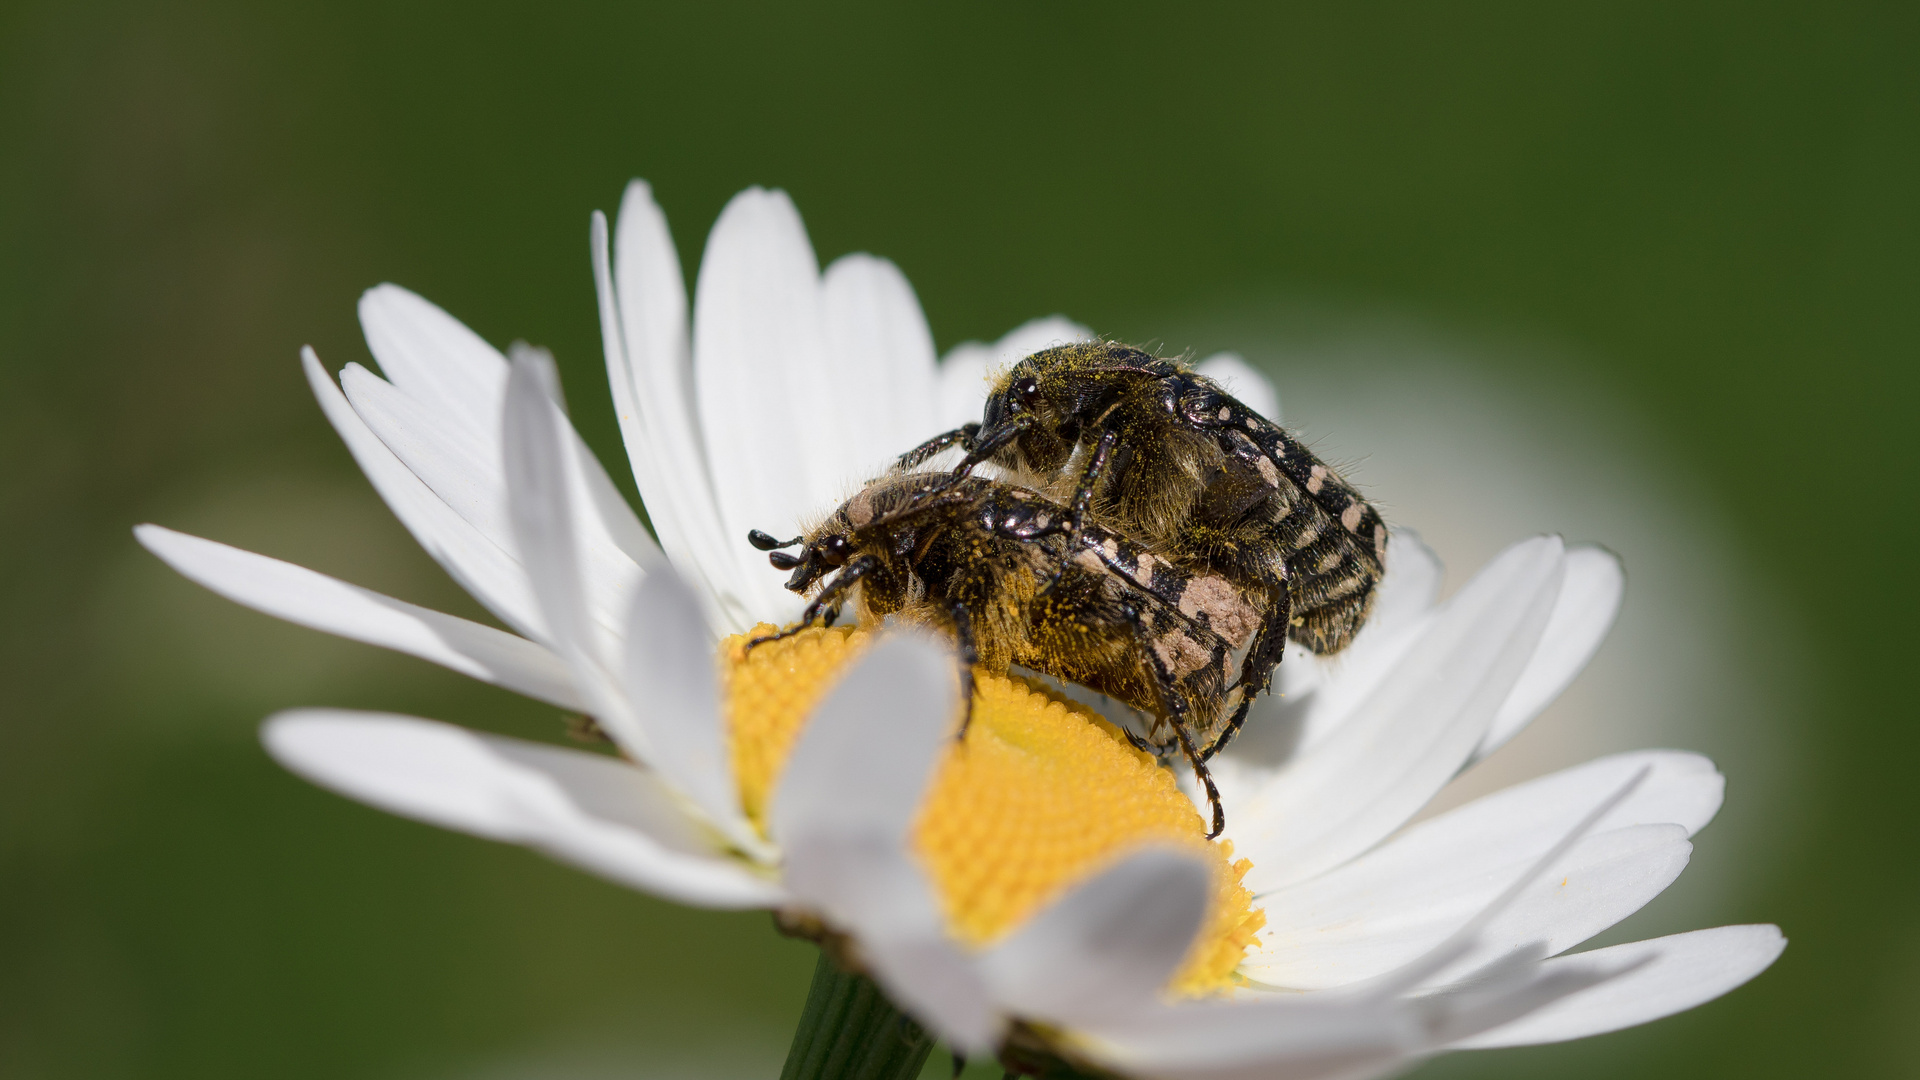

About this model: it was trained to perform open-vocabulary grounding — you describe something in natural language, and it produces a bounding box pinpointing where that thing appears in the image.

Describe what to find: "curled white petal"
[368,341,656,648]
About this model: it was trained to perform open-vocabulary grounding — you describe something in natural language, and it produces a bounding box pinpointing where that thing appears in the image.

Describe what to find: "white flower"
[138,180,1782,1079]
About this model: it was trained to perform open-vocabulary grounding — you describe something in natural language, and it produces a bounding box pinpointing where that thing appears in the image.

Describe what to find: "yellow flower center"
[724,624,1265,996]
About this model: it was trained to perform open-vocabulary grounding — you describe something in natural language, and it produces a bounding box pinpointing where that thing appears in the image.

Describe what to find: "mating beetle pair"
[749,342,1387,838]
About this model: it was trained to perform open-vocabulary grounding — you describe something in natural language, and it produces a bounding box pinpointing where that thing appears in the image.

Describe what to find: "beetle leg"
[744,555,877,654]
[897,423,979,470]
[1200,560,1291,763]
[953,415,1030,476]
[946,599,980,739]
[1037,428,1120,599]
[1122,602,1227,839]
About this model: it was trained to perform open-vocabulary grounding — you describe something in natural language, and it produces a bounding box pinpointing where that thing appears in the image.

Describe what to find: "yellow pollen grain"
[722,625,1264,997]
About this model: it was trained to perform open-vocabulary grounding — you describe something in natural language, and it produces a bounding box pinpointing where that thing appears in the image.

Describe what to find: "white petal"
[621,566,761,854]
[1412,942,1628,1049]
[1193,352,1280,423]
[342,361,517,549]
[770,633,957,867]
[692,188,830,626]
[1366,529,1444,636]
[360,287,658,562]
[987,315,1097,365]
[933,343,995,433]
[769,635,996,1051]
[1228,530,1446,769]
[343,353,654,647]
[1073,997,1420,1080]
[1473,544,1625,762]
[263,710,781,908]
[1403,749,1723,847]
[1337,763,1654,1000]
[934,316,1093,432]
[978,847,1210,1028]
[1232,537,1567,892]
[359,283,507,444]
[303,348,544,638]
[501,348,641,750]
[1448,925,1785,1048]
[595,186,749,634]
[1243,823,1689,990]
[1245,751,1722,987]
[821,253,938,479]
[136,525,583,711]
[365,291,659,574]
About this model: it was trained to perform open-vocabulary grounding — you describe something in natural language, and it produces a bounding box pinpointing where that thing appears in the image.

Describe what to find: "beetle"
[747,472,1262,837]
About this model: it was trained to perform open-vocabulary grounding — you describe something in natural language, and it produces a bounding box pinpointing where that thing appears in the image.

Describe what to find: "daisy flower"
[138,180,1782,1079]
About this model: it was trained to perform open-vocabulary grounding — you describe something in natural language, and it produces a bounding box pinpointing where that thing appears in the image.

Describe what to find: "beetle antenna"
[748,529,802,550]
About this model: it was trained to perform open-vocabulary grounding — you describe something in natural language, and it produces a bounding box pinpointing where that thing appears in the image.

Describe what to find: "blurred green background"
[2,2,1915,1078]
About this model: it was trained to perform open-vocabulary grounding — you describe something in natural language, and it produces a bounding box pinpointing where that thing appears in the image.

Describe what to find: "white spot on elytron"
[1341,503,1364,532]
[1218,406,1232,420]
[1307,464,1329,494]
[1255,455,1280,487]
[1133,551,1159,586]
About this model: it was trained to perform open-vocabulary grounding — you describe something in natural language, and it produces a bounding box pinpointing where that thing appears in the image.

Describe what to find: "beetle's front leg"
[1033,428,1120,599]
[1064,428,1120,541]
[743,556,877,654]
[897,424,979,470]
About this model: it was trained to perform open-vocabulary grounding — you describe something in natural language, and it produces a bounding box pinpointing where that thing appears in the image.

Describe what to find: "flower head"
[139,180,1782,1078]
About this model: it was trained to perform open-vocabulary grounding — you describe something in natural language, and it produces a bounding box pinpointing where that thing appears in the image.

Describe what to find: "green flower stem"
[781,950,937,1080]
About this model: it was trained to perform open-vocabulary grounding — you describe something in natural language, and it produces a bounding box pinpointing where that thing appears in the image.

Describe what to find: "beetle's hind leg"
[1121,602,1227,839]
[1174,725,1226,841]
[1202,562,1291,763]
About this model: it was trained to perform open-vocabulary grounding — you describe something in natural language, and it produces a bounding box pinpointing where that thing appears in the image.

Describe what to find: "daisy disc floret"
[139,179,1784,1080]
